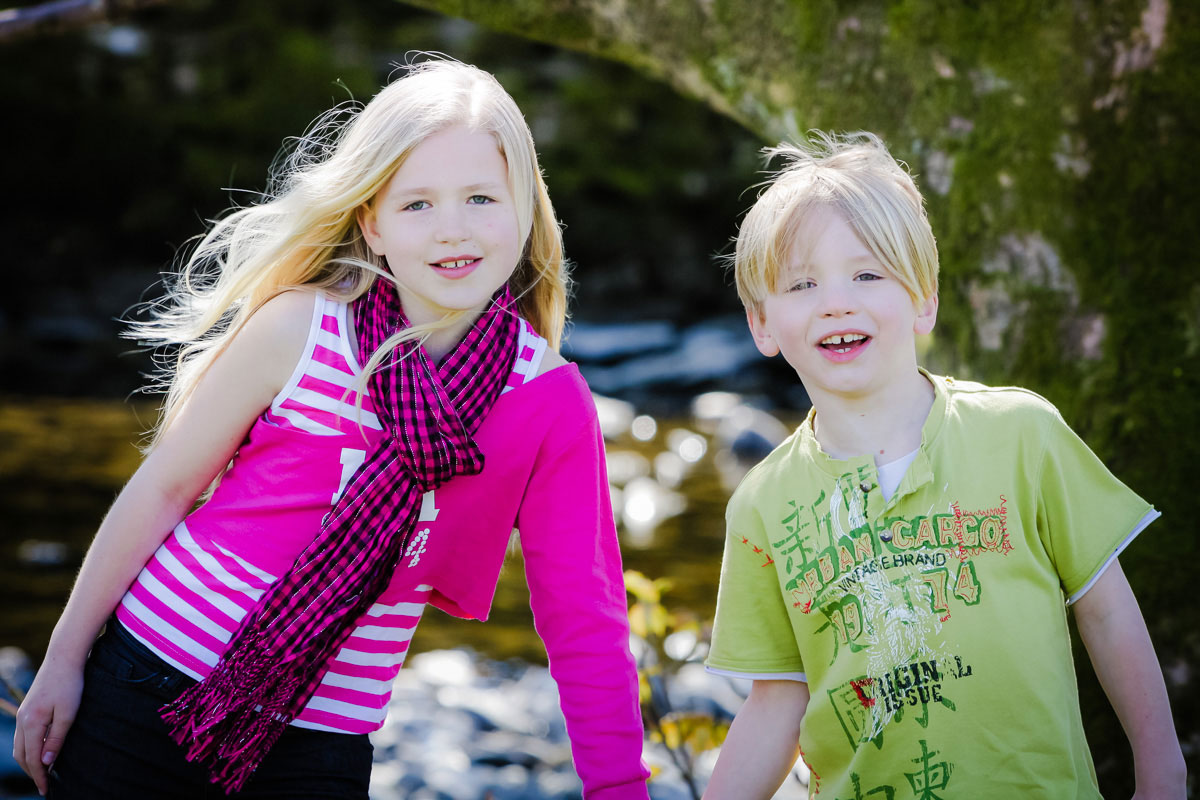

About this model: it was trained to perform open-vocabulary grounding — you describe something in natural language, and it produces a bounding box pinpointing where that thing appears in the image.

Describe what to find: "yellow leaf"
[628,601,649,638]
[657,712,730,755]
[686,718,730,753]
[628,601,670,640]
[624,569,660,603]
[658,716,682,749]
[647,602,670,639]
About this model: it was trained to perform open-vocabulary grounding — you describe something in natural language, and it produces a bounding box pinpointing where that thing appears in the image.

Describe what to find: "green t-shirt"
[707,373,1156,800]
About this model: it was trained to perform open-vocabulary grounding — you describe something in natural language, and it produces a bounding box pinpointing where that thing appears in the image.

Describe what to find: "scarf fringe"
[160,617,339,794]
[162,651,307,794]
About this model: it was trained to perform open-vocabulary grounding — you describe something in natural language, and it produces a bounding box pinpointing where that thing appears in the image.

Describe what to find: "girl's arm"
[516,356,650,800]
[703,678,809,800]
[1072,559,1187,800]
[13,290,312,795]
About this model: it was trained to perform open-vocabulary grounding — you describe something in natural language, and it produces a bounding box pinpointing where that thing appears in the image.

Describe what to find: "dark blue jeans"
[47,619,373,799]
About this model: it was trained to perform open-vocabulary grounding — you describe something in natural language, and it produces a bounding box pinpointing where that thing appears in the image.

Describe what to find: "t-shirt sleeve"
[1036,408,1157,601]
[706,487,805,677]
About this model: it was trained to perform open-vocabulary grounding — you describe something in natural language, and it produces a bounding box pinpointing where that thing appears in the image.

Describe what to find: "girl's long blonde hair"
[131,58,568,451]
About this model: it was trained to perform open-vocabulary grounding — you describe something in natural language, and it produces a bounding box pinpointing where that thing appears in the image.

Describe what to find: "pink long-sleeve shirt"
[116,293,649,798]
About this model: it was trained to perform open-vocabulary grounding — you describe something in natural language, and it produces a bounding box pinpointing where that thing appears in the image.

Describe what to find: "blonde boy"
[703,132,1185,799]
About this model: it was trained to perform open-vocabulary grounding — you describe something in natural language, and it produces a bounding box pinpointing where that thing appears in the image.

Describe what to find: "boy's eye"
[855,272,883,282]
[788,279,816,292]
[403,200,430,211]
[467,195,495,205]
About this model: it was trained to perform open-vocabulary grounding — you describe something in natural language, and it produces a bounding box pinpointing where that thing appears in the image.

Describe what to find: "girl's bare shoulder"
[251,288,318,330]
[234,289,318,392]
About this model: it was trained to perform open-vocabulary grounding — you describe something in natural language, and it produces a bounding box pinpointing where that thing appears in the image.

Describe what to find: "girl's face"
[359,125,522,331]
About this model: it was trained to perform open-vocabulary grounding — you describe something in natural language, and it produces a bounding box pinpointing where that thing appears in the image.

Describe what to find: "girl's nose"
[434,206,469,243]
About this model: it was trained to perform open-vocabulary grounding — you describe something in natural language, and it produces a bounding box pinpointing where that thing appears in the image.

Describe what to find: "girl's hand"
[13,659,85,796]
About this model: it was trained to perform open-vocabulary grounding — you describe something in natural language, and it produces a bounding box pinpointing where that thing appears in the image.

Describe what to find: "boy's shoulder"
[936,373,1065,427]
[929,374,1082,468]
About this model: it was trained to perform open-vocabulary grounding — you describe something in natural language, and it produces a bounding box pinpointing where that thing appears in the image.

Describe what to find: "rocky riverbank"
[0,646,809,800]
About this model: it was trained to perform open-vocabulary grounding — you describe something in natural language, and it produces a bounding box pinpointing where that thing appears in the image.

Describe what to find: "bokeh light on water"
[0,389,791,666]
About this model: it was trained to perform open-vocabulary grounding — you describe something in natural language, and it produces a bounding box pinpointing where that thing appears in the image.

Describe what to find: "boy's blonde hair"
[734,131,938,312]
[133,58,567,450]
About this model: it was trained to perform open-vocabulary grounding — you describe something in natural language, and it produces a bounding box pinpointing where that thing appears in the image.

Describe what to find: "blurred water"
[0,396,739,665]
[0,394,750,799]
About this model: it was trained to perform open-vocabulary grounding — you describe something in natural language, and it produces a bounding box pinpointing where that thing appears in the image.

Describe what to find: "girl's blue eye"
[789,280,816,292]
[855,272,883,282]
[468,195,494,205]
[404,200,430,211]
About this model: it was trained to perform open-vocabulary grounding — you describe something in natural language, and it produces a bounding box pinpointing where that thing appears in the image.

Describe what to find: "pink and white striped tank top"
[115,292,547,733]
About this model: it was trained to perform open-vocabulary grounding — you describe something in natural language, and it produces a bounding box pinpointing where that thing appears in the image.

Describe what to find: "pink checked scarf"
[160,281,520,793]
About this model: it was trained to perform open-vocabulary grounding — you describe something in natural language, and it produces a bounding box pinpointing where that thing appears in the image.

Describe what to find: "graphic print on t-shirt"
[335,445,440,568]
[837,738,955,800]
[743,466,1010,753]
[404,490,440,566]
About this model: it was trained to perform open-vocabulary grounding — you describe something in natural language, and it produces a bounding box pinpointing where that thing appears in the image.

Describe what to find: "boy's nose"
[816,283,858,316]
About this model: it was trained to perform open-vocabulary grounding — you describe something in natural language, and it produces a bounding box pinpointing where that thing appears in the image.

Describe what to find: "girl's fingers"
[41,711,73,768]
[15,708,50,795]
[11,715,26,771]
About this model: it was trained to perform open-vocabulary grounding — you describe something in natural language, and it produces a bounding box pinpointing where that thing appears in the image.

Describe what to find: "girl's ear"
[357,204,385,256]
[747,305,781,357]
[914,293,938,336]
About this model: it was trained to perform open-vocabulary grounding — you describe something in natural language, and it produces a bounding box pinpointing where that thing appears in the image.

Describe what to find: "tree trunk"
[400,0,1199,474]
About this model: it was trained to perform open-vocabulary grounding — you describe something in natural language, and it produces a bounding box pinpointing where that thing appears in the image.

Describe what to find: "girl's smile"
[430,254,483,278]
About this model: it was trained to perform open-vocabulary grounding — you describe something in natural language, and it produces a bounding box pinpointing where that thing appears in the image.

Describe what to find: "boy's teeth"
[821,333,867,346]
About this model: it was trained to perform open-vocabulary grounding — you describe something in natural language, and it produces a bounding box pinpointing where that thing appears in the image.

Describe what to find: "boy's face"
[747,206,937,404]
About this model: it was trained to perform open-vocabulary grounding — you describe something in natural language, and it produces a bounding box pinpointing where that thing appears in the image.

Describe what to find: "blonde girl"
[15,59,650,799]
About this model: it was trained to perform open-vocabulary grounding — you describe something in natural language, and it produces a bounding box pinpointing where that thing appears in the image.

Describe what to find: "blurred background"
[0,0,1196,797]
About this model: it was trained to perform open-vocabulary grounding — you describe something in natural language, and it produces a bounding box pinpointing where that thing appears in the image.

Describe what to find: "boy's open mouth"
[818,333,870,354]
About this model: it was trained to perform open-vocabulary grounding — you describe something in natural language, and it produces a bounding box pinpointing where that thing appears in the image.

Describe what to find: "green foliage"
[625,569,729,798]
